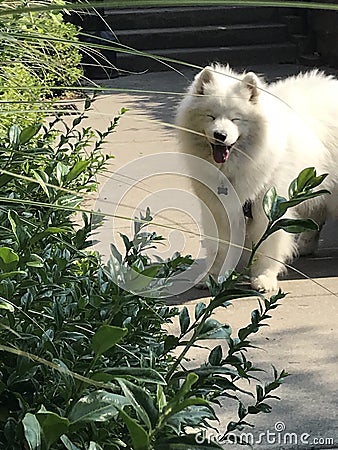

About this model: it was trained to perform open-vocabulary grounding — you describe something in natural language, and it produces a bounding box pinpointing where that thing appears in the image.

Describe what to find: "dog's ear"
[241,72,260,103]
[193,66,214,95]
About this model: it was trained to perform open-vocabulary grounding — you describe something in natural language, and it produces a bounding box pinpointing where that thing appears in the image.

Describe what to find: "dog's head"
[190,65,263,164]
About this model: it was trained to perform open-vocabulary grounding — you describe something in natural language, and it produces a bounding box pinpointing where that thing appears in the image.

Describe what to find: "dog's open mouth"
[211,143,233,164]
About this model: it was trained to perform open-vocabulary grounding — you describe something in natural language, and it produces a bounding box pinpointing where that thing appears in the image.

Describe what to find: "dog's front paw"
[251,274,278,293]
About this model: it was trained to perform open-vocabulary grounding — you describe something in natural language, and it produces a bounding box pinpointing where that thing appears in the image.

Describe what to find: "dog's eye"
[231,118,241,122]
[207,114,216,121]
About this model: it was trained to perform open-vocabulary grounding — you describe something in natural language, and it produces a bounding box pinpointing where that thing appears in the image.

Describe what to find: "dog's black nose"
[214,131,227,142]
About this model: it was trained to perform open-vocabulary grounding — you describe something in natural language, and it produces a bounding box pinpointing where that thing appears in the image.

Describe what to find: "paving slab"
[82,63,338,449]
[166,292,338,449]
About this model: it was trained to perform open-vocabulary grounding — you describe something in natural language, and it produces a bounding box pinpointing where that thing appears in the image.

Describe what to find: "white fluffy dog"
[176,64,338,291]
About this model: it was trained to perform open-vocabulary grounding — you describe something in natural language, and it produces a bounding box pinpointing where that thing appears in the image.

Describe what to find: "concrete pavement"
[82,63,338,449]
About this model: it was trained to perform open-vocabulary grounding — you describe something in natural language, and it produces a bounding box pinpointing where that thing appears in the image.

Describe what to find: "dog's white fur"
[176,64,338,291]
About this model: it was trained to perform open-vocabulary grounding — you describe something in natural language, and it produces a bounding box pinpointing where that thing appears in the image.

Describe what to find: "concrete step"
[291,33,314,55]
[281,14,307,34]
[300,52,322,66]
[116,23,289,51]
[105,6,279,30]
[84,6,314,75]
[117,42,298,72]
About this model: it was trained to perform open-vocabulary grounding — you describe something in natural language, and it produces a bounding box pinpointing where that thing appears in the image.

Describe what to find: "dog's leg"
[297,230,321,256]
[250,230,296,291]
[296,205,325,256]
[193,178,242,287]
[247,205,296,292]
[199,199,231,287]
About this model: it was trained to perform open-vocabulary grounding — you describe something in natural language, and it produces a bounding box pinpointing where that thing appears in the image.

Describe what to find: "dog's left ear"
[241,72,260,103]
[193,66,214,95]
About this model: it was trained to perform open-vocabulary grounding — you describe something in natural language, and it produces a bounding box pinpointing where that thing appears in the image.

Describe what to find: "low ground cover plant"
[0,96,328,448]
[0,0,82,138]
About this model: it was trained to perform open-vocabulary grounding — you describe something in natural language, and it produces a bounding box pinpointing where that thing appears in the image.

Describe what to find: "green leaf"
[208,345,222,366]
[55,194,83,209]
[0,270,26,281]
[157,385,167,413]
[268,218,319,235]
[263,186,277,220]
[288,178,298,199]
[8,211,19,243]
[56,162,70,185]
[72,116,82,127]
[60,436,81,450]
[262,187,287,221]
[0,298,14,312]
[205,274,220,296]
[163,334,180,354]
[0,247,19,271]
[66,160,89,183]
[22,413,42,450]
[19,124,41,144]
[258,402,272,413]
[238,325,251,342]
[92,325,128,355]
[167,397,210,418]
[168,372,199,405]
[36,407,69,449]
[45,226,70,234]
[9,124,21,149]
[31,169,50,198]
[181,372,199,395]
[140,265,161,279]
[120,233,132,252]
[119,409,149,450]
[272,191,329,217]
[91,367,166,385]
[162,375,202,425]
[84,97,92,110]
[271,168,329,217]
[251,309,260,325]
[88,443,104,450]
[173,366,238,379]
[110,243,122,264]
[117,378,158,429]
[194,302,206,320]
[167,403,217,434]
[26,254,44,268]
[247,402,272,414]
[0,174,12,188]
[179,306,190,334]
[238,402,247,420]
[198,319,232,341]
[123,267,161,292]
[294,167,329,194]
[68,390,129,424]
[211,288,261,310]
[305,174,328,190]
[295,167,316,192]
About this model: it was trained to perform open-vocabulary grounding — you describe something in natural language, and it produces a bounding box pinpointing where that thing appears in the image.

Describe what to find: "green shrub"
[0,99,328,449]
[13,3,82,88]
[0,0,82,137]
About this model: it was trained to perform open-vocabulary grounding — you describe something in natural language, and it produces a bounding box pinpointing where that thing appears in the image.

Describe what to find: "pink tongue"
[213,146,229,163]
